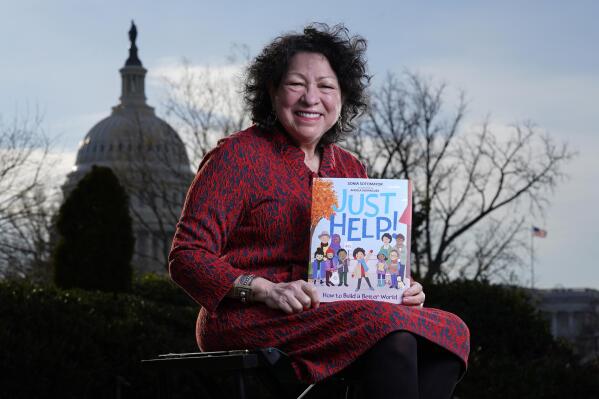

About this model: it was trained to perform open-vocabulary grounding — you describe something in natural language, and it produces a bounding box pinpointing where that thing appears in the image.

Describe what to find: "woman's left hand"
[402,280,425,307]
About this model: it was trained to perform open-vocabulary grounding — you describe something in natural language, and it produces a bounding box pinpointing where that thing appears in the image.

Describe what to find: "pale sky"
[1,0,598,289]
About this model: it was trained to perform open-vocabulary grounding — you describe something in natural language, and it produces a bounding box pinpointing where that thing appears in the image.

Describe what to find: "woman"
[169,23,469,399]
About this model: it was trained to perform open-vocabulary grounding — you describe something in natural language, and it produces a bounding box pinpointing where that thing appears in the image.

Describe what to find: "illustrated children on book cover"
[309,178,412,305]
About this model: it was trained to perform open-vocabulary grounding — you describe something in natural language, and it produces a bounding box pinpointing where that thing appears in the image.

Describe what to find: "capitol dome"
[74,108,190,175]
[63,22,194,274]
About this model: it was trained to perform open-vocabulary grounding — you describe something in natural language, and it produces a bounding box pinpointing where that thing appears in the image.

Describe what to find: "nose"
[302,84,320,105]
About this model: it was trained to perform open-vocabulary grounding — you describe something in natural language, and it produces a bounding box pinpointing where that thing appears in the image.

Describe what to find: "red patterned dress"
[169,126,470,383]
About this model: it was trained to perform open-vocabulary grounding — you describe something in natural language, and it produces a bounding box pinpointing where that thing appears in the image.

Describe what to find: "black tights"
[344,332,462,399]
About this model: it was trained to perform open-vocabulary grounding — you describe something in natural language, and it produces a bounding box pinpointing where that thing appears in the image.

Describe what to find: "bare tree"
[345,72,574,283]
[0,111,56,280]
[162,57,251,166]
[119,56,253,271]
[111,111,194,272]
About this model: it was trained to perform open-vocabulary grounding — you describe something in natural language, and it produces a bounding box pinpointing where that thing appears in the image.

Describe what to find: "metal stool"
[142,348,357,399]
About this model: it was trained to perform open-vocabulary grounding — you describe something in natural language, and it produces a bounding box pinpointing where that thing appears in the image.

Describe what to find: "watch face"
[238,286,252,303]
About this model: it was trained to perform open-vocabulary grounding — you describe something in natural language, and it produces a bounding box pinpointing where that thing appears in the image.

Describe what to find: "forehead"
[285,52,337,79]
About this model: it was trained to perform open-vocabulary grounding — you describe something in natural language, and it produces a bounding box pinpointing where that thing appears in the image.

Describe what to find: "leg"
[346,331,419,399]
[417,338,463,399]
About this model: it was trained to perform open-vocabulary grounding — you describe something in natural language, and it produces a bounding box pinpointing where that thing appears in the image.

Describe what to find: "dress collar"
[264,125,336,177]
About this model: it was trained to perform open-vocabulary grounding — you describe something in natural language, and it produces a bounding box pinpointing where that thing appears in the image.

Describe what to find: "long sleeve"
[168,137,251,313]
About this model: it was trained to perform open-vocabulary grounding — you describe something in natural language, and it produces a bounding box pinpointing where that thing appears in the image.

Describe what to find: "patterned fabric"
[169,125,470,383]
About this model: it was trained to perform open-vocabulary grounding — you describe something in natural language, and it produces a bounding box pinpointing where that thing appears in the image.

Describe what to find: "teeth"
[297,112,320,118]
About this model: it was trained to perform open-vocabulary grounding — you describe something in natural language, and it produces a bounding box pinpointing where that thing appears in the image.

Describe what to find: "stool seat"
[142,348,320,399]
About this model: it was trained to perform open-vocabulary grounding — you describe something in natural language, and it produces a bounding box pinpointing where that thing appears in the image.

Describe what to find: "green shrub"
[426,280,599,398]
[2,278,598,398]
[53,166,134,293]
[0,279,198,398]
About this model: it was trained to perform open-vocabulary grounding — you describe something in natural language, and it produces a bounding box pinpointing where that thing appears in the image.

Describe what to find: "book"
[309,178,412,304]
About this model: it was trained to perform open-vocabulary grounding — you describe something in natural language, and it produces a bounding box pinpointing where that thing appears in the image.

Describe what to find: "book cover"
[309,178,412,304]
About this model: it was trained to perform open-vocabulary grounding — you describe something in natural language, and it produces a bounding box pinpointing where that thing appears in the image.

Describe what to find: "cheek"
[274,91,296,111]
[331,95,343,114]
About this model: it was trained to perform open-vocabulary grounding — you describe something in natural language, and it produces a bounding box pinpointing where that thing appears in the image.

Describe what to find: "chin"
[290,129,326,144]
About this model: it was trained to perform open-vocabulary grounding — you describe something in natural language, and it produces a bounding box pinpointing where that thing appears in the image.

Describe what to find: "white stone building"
[62,22,194,274]
[532,287,599,363]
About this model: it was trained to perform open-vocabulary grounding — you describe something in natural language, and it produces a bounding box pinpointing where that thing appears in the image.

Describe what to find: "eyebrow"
[285,72,338,81]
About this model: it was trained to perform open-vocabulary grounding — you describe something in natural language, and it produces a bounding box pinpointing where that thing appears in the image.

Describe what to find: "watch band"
[234,274,255,303]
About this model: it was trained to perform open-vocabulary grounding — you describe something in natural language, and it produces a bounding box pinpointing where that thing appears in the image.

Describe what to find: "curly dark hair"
[353,247,366,258]
[243,23,370,145]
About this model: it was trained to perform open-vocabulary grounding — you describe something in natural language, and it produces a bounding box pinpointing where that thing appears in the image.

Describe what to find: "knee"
[375,331,418,367]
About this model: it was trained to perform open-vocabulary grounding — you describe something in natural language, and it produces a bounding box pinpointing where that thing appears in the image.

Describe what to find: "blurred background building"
[62,22,193,274]
[532,287,599,363]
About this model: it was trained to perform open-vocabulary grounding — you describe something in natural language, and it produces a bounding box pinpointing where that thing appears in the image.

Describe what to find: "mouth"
[295,111,322,119]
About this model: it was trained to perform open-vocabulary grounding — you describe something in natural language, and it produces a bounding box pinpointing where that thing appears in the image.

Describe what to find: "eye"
[286,81,304,87]
[319,81,338,90]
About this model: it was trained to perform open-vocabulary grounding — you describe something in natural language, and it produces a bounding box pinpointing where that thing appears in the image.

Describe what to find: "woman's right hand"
[252,277,320,314]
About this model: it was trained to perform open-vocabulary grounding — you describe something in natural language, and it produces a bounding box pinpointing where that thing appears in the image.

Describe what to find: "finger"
[301,282,320,308]
[402,292,425,306]
[294,286,313,309]
[287,281,312,307]
[276,295,294,314]
[405,281,423,296]
[284,293,305,313]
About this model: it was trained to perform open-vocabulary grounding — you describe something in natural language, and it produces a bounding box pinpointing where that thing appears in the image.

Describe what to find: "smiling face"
[271,52,342,149]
